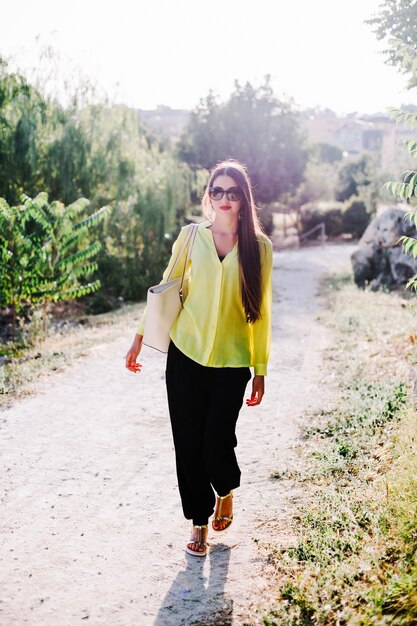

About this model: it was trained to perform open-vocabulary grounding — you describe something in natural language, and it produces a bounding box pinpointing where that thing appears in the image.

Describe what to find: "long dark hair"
[202,159,264,323]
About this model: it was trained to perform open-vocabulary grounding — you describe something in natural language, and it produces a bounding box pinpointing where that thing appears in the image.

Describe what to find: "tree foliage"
[367,0,417,89]
[383,146,417,291]
[0,59,47,203]
[316,142,343,164]
[383,120,417,292]
[0,55,194,313]
[370,1,417,292]
[0,193,110,336]
[177,77,308,204]
[335,154,378,213]
[300,198,371,241]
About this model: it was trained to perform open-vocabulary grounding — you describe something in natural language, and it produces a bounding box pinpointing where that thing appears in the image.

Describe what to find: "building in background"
[300,108,417,174]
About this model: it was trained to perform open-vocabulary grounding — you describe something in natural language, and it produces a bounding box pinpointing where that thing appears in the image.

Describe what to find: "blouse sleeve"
[137,226,191,336]
[251,238,273,375]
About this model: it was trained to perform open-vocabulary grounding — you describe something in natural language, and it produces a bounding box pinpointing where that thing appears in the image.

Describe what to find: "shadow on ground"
[154,543,233,626]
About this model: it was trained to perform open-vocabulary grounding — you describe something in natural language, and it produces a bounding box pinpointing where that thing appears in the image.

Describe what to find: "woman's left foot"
[186,525,208,557]
[212,492,233,531]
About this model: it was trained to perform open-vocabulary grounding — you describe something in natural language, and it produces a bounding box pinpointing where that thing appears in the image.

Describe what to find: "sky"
[2,0,416,116]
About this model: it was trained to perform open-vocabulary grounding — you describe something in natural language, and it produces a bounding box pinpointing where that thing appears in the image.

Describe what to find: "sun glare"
[1,0,415,114]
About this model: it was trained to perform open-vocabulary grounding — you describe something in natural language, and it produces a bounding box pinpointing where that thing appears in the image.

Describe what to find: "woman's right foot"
[212,492,233,531]
[186,525,208,557]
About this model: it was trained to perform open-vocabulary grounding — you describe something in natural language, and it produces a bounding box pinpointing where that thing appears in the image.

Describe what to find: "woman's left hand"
[246,375,264,406]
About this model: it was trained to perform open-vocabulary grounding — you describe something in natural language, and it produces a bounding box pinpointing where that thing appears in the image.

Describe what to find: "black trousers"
[165,342,251,525]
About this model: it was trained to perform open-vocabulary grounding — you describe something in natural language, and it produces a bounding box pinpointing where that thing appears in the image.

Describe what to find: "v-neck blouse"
[137,221,273,375]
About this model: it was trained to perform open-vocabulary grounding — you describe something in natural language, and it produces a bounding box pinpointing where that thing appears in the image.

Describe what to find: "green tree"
[0,54,194,313]
[367,0,417,89]
[92,154,192,308]
[42,111,92,205]
[342,198,371,239]
[316,142,343,164]
[335,154,377,213]
[0,58,46,204]
[177,77,308,204]
[0,56,95,207]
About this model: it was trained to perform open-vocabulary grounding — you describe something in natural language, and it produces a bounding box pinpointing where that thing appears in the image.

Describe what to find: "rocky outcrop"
[351,207,417,290]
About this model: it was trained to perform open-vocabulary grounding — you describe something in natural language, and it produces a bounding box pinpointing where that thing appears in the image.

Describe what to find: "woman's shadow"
[153,542,233,626]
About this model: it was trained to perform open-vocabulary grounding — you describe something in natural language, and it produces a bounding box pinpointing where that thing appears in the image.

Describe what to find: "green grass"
[260,274,417,626]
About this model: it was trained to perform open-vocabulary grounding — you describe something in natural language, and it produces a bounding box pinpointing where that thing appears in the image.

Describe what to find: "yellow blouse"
[137,221,273,375]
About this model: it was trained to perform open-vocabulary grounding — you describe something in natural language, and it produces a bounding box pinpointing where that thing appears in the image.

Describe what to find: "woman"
[125,159,272,557]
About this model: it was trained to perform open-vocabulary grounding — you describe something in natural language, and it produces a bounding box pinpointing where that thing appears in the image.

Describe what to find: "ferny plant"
[383,109,417,293]
[0,192,111,338]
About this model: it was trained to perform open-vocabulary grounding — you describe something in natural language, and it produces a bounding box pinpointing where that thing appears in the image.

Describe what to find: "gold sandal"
[185,525,208,557]
[212,492,233,532]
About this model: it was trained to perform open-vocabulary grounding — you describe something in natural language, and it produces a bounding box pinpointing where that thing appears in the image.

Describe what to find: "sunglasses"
[208,186,243,202]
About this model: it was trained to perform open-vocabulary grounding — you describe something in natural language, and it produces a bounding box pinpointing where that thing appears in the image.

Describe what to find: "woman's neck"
[210,214,239,235]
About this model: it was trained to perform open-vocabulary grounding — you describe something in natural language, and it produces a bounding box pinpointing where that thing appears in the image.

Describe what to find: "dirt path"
[0,244,356,626]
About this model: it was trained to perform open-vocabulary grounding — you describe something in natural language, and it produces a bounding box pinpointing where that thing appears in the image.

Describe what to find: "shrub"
[335,154,377,210]
[300,203,343,239]
[258,204,274,235]
[301,199,372,240]
[0,192,110,337]
[342,197,371,239]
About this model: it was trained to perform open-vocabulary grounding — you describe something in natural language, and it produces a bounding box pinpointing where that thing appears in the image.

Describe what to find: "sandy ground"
[0,243,356,626]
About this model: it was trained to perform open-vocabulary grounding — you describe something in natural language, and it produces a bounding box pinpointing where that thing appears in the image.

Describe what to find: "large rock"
[351,207,417,289]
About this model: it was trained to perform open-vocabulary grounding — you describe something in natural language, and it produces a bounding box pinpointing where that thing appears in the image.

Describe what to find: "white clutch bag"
[143,224,198,352]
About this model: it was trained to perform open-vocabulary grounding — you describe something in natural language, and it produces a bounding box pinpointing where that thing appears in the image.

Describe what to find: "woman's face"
[209,174,242,219]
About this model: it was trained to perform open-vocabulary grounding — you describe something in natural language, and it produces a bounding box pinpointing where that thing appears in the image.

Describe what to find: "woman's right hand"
[125,334,143,373]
